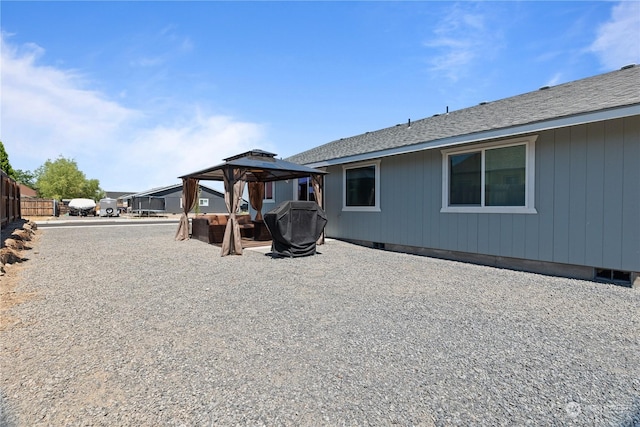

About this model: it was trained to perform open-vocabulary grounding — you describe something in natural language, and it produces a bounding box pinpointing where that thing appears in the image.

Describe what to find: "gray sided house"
[281,65,640,284]
[123,183,229,215]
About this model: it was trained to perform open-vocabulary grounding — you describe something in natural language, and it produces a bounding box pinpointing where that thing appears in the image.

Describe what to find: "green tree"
[35,156,105,201]
[14,169,37,187]
[0,140,16,179]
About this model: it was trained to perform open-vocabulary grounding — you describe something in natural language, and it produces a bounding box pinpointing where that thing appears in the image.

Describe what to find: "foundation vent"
[595,268,632,286]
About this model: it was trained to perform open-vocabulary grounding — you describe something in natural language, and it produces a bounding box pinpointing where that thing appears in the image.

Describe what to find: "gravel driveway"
[1,223,638,426]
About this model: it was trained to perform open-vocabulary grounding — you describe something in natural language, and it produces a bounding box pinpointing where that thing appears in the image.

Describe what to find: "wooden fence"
[20,198,59,217]
[1,170,21,227]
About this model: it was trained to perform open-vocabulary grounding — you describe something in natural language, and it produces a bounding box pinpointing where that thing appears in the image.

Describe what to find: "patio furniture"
[252,220,272,241]
[191,214,254,244]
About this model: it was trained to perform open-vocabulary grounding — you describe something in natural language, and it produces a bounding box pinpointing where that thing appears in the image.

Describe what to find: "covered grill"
[263,200,327,257]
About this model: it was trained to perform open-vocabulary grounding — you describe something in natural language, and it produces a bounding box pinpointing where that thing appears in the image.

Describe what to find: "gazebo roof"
[179,149,327,182]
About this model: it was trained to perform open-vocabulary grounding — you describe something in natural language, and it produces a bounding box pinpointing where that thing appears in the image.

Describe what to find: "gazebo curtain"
[221,167,246,256]
[311,174,325,245]
[248,181,265,221]
[174,177,199,241]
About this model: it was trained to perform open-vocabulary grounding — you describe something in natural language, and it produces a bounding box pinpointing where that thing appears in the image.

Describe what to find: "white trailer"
[99,198,119,217]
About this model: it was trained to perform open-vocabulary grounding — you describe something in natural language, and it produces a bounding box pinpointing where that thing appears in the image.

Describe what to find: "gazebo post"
[311,174,325,245]
[174,177,199,241]
[221,167,244,256]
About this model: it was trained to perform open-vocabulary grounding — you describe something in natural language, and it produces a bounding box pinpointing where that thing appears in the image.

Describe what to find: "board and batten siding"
[315,116,639,272]
[140,187,228,214]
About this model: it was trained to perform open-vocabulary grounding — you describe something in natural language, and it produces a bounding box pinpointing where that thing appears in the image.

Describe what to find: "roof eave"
[304,103,640,168]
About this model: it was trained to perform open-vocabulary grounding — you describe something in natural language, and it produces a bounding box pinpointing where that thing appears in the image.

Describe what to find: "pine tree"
[0,140,16,179]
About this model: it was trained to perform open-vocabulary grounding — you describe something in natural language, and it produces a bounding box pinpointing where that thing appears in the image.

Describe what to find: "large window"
[442,137,537,213]
[343,160,380,211]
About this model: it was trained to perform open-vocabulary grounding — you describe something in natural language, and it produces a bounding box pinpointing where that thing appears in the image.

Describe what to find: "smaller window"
[343,160,381,211]
[296,177,316,202]
[264,181,274,201]
[199,198,209,207]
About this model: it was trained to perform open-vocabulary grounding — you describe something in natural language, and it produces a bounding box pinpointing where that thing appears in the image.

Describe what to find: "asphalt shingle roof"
[287,65,640,166]
[123,183,223,198]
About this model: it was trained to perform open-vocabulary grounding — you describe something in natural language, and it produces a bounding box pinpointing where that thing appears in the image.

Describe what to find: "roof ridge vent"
[620,63,636,70]
[479,101,488,105]
[539,85,550,90]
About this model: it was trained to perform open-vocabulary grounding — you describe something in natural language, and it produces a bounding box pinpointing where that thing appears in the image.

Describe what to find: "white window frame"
[441,136,537,214]
[199,198,209,207]
[263,181,275,204]
[293,176,315,202]
[342,160,381,212]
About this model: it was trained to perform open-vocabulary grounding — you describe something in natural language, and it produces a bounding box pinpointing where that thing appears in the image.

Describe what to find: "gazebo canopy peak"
[224,149,277,162]
[179,148,327,183]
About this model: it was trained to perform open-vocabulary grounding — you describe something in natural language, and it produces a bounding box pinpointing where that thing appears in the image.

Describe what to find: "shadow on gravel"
[0,219,30,245]
[0,389,17,427]
[263,250,324,259]
[623,402,640,427]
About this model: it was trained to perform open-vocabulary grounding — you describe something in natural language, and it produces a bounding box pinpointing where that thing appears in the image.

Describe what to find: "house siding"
[276,115,639,274]
[584,121,605,267]
[129,186,228,215]
[621,116,640,271]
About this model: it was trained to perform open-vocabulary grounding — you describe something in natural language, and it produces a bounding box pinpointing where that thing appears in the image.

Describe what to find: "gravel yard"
[1,223,639,426]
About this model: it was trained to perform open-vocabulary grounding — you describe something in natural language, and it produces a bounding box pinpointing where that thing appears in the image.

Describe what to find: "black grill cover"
[263,201,327,257]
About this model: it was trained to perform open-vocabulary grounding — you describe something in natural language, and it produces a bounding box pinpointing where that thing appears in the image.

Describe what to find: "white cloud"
[128,25,193,69]
[1,35,138,162]
[0,34,270,191]
[590,1,640,70]
[424,3,504,81]
[124,111,269,191]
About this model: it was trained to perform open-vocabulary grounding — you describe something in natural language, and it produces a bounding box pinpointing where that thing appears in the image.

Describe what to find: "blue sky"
[1,1,639,192]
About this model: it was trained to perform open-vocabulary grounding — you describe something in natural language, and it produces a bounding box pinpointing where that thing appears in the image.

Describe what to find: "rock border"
[1,219,40,331]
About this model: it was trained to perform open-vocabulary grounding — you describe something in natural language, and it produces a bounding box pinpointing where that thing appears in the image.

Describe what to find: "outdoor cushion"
[209,215,227,226]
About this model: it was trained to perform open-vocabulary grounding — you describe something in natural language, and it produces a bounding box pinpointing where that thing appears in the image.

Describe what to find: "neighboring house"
[104,191,137,212]
[105,191,136,202]
[122,183,231,215]
[18,184,37,198]
[279,65,640,285]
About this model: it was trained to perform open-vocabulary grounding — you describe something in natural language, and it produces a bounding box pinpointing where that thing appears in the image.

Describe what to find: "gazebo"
[175,149,328,256]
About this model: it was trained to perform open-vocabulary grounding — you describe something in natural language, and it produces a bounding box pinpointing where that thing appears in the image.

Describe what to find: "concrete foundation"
[341,238,638,288]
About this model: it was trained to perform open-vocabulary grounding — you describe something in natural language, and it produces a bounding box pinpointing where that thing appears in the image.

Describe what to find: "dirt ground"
[0,220,40,331]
